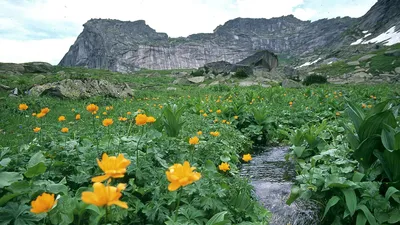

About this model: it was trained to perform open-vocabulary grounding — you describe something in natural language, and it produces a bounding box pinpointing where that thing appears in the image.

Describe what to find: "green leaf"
[382,126,397,151]
[383,150,400,182]
[24,162,47,178]
[0,158,11,167]
[341,189,357,216]
[286,186,300,205]
[358,110,396,142]
[388,208,400,223]
[205,160,216,172]
[385,187,399,201]
[27,152,46,168]
[353,135,381,170]
[0,193,22,207]
[0,172,23,188]
[323,196,340,219]
[356,212,367,225]
[357,205,377,225]
[220,155,230,162]
[205,211,230,225]
[293,146,306,158]
[0,202,43,225]
[352,172,365,182]
[345,101,365,133]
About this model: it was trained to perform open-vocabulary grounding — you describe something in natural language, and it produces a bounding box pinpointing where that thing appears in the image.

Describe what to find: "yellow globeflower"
[92,153,131,182]
[58,116,66,122]
[102,118,113,127]
[102,112,107,115]
[76,114,81,120]
[81,182,128,209]
[127,111,132,115]
[61,127,69,133]
[19,103,28,111]
[165,161,201,191]
[336,112,341,116]
[86,104,99,113]
[135,114,147,125]
[32,113,37,116]
[146,116,156,123]
[234,115,239,120]
[36,112,46,118]
[203,113,208,117]
[118,117,128,122]
[189,136,199,145]
[197,131,202,136]
[30,193,57,214]
[40,107,50,114]
[33,127,41,133]
[242,154,252,162]
[210,131,220,137]
[218,162,230,172]
[216,109,222,114]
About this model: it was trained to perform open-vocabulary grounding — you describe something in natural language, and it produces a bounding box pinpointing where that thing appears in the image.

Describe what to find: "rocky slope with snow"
[59,0,400,72]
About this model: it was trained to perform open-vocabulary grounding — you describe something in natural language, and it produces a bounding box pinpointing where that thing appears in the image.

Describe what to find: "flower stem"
[105,206,109,225]
[174,188,182,221]
[136,126,144,177]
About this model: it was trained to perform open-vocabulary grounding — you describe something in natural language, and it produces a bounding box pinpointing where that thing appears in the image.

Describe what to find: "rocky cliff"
[59,0,400,72]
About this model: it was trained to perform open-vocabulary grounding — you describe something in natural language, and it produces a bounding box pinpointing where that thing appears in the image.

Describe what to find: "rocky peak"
[358,0,400,32]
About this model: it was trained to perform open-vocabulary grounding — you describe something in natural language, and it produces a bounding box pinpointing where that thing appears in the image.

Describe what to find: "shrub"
[303,74,327,86]
[234,69,248,78]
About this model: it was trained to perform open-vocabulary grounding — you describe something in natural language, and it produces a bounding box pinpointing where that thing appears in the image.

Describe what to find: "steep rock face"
[59,0,398,72]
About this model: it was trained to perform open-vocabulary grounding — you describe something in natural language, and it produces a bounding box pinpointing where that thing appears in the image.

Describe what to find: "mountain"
[59,0,400,72]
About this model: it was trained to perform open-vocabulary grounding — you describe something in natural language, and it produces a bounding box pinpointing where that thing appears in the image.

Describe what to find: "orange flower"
[216,109,222,114]
[58,116,66,122]
[81,182,128,209]
[92,153,131,182]
[102,118,113,127]
[135,114,147,126]
[36,112,46,118]
[242,154,252,162]
[86,104,99,113]
[189,136,199,145]
[146,116,156,123]
[61,127,69,133]
[165,161,201,191]
[203,113,208,117]
[127,111,132,115]
[30,193,57,214]
[40,108,50,114]
[19,103,28,111]
[222,120,227,124]
[210,131,220,137]
[118,117,128,121]
[76,114,81,120]
[218,162,230,172]
[159,105,163,109]
[33,127,41,133]
[197,131,202,136]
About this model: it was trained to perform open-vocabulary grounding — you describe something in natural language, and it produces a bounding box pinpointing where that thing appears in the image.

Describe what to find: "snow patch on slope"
[296,58,321,69]
[351,26,400,46]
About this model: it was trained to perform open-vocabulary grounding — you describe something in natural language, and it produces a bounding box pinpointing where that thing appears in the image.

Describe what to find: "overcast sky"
[0,0,377,65]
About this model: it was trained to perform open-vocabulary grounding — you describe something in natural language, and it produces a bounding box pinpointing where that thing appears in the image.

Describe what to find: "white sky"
[0,0,377,64]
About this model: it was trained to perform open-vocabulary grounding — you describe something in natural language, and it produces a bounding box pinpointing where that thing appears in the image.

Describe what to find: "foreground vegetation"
[1,67,400,224]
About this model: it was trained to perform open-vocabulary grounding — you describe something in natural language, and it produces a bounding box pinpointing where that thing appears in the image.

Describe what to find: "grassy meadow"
[1,68,400,224]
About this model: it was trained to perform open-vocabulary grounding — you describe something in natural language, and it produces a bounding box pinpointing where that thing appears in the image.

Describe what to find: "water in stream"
[240,146,321,225]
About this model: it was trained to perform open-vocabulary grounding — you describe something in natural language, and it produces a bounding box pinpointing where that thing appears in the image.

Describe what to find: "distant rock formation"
[0,62,52,75]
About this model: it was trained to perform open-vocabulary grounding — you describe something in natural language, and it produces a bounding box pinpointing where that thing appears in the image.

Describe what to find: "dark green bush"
[234,69,248,78]
[303,74,327,86]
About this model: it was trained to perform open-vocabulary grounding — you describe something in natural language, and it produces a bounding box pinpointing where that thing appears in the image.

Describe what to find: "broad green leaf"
[0,158,11,167]
[388,208,400,223]
[352,172,365,182]
[293,146,306,158]
[357,205,377,225]
[356,212,367,225]
[385,187,399,201]
[341,189,357,216]
[358,110,396,142]
[383,150,400,183]
[24,162,47,178]
[0,193,22,207]
[323,196,340,219]
[286,186,300,205]
[353,135,381,170]
[345,101,365,133]
[381,125,400,151]
[206,211,230,225]
[27,152,46,168]
[0,172,23,188]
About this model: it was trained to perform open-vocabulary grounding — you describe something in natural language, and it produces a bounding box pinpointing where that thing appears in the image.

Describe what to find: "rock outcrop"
[29,79,133,99]
[0,62,52,74]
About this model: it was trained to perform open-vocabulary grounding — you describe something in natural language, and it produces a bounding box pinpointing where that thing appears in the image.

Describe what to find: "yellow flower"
[81,182,128,209]
[30,193,57,214]
[61,127,69,133]
[199,110,204,113]
[165,161,201,191]
[336,112,341,116]
[242,154,252,162]
[218,162,230,172]
[36,112,46,118]
[209,109,213,113]
[58,116,66,122]
[289,101,293,106]
[234,115,239,120]
[189,136,199,145]
[226,121,231,125]
[19,103,28,111]
[86,104,99,113]
[76,114,81,120]
[159,105,163,109]
[106,106,111,111]
[118,117,128,121]
[222,120,227,124]
[32,113,37,116]
[213,119,219,123]
[197,131,202,136]
[216,109,222,114]
[203,113,208,117]
[135,114,147,125]
[362,103,366,108]
[40,107,50,114]
[102,118,113,127]
[210,131,220,137]
[95,115,100,119]
[127,111,132,115]
[102,112,107,115]
[146,116,156,123]
[92,153,131,182]
[368,104,372,108]
[33,127,41,133]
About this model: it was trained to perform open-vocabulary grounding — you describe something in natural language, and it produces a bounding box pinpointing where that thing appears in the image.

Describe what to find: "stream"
[240,146,321,225]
